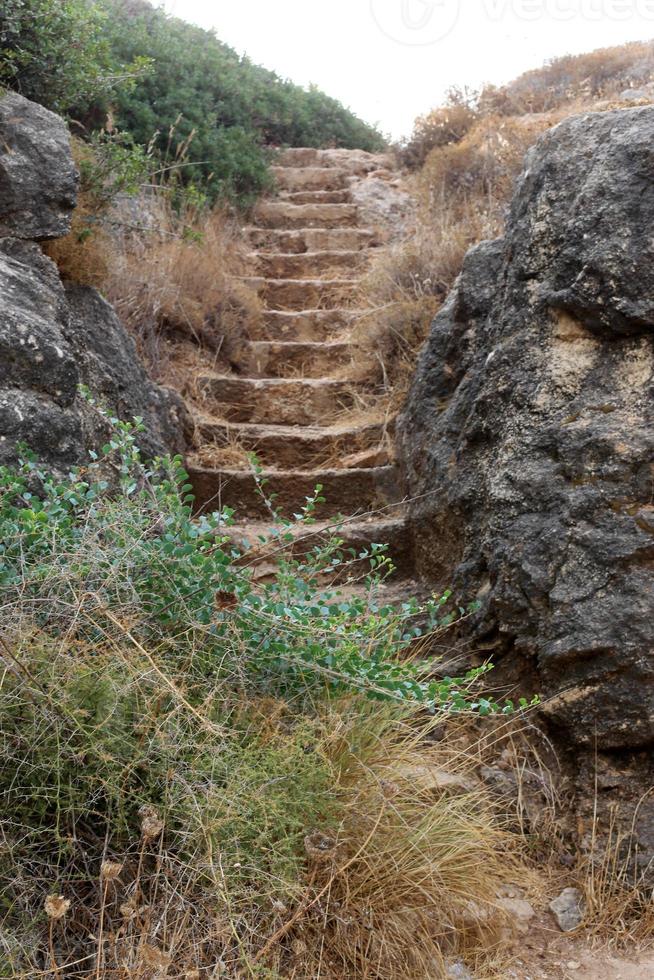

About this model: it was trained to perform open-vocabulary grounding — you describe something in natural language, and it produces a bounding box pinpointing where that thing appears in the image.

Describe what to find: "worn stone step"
[243,276,358,312]
[196,418,391,469]
[278,189,351,204]
[249,309,361,342]
[244,227,376,253]
[188,463,402,519]
[271,166,350,192]
[275,148,394,172]
[239,339,353,378]
[250,250,367,280]
[225,514,412,579]
[196,374,359,425]
[253,202,358,230]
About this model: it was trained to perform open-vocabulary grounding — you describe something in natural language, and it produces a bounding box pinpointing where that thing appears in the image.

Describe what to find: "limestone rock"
[64,285,191,461]
[0,238,82,467]
[548,887,585,932]
[399,106,654,753]
[497,897,536,936]
[446,963,473,980]
[348,173,413,240]
[0,92,78,240]
[0,91,189,468]
[0,239,189,468]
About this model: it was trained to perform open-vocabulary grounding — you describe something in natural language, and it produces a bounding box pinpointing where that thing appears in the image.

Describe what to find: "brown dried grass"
[103,194,262,381]
[261,703,524,979]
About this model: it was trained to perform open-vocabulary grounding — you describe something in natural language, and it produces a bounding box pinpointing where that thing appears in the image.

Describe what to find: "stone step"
[196,374,359,425]
[225,514,412,579]
[253,202,358,230]
[244,227,376,253]
[243,276,358,312]
[275,147,394,172]
[271,166,350,192]
[196,418,391,469]
[249,309,361,342]
[278,189,351,204]
[187,463,402,519]
[250,250,368,280]
[238,339,353,378]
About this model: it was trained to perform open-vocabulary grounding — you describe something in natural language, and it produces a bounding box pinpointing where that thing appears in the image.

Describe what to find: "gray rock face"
[0,237,189,469]
[0,238,82,467]
[0,92,78,240]
[0,92,189,468]
[64,285,191,462]
[399,106,654,752]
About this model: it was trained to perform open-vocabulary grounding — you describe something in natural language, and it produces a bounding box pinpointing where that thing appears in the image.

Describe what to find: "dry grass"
[189,435,254,470]
[43,198,112,288]
[43,134,262,388]
[103,194,262,381]
[353,114,553,411]
[43,139,113,288]
[402,92,478,170]
[480,39,654,116]
[357,39,654,421]
[577,788,654,945]
[257,703,523,979]
[1,632,528,978]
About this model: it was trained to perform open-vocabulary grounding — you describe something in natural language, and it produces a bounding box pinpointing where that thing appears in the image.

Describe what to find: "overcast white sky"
[161,0,654,139]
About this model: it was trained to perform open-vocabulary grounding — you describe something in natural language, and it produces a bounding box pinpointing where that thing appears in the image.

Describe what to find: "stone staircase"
[186,147,412,583]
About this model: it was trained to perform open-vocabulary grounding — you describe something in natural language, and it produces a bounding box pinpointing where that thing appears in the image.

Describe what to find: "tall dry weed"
[103,194,262,383]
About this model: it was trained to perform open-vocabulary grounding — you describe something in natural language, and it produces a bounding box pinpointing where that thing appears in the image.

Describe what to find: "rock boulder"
[400,105,654,873]
[400,106,654,752]
[0,92,78,240]
[0,91,190,469]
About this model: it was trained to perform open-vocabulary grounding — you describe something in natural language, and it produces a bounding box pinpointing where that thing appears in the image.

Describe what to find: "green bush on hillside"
[0,0,147,114]
[98,0,385,204]
[1,0,385,206]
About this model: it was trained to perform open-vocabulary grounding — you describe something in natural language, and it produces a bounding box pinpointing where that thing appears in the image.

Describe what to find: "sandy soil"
[504,916,654,979]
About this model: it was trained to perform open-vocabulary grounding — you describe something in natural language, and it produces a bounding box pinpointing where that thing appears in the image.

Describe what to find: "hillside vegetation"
[0,413,527,977]
[0,0,385,205]
[356,39,654,402]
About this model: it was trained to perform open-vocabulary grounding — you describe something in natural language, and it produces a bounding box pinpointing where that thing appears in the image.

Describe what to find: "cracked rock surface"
[400,106,654,751]
[0,92,189,468]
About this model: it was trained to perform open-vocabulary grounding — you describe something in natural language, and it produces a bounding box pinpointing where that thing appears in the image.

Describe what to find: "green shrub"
[91,0,385,206]
[1,0,385,208]
[0,405,507,708]
[0,0,147,113]
[0,404,532,974]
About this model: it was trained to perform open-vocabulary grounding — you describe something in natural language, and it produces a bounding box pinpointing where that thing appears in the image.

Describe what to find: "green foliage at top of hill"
[0,0,385,206]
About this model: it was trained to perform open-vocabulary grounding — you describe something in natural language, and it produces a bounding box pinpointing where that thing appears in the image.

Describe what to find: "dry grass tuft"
[189,435,254,470]
[43,198,112,288]
[103,195,262,381]
[402,88,478,170]
[255,704,522,979]
[578,791,654,945]
[43,135,262,390]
